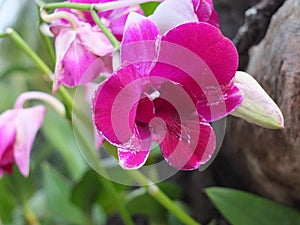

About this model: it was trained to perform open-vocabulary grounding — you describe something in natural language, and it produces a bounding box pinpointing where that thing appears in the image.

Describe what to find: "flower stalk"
[14,91,66,116]
[90,8,120,50]
[41,0,163,12]
[127,170,201,225]
[23,201,40,225]
[40,10,79,28]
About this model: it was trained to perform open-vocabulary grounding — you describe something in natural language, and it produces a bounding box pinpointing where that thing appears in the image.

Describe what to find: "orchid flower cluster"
[0,0,284,177]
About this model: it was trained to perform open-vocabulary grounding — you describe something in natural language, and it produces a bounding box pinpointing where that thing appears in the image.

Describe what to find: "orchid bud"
[231,71,284,129]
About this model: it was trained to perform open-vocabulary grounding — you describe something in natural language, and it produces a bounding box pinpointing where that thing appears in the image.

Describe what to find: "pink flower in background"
[0,92,65,177]
[48,0,144,92]
[69,0,144,40]
[50,13,113,92]
[192,0,219,27]
[0,106,46,177]
[92,13,243,170]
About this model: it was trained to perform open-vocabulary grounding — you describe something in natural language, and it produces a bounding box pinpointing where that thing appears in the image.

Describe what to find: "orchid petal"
[154,98,216,170]
[149,0,198,33]
[79,24,113,56]
[108,5,144,40]
[52,28,76,66]
[163,22,238,85]
[14,106,46,177]
[231,71,284,129]
[118,148,150,169]
[135,97,155,124]
[121,12,159,68]
[118,120,152,169]
[93,64,144,145]
[54,39,102,91]
[0,110,16,159]
[0,147,14,174]
[122,12,159,44]
[192,0,219,27]
[0,110,16,174]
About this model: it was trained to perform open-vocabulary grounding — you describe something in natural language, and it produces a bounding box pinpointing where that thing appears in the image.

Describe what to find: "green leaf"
[42,109,87,180]
[71,170,102,212]
[206,187,300,225]
[72,169,129,216]
[158,182,182,200]
[126,187,166,223]
[102,141,118,160]
[0,180,15,223]
[42,163,85,225]
[140,2,160,16]
[96,177,129,214]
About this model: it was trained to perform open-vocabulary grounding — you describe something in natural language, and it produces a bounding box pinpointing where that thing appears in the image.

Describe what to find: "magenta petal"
[54,38,101,91]
[0,110,16,175]
[93,64,144,145]
[0,147,14,174]
[122,12,159,44]
[0,110,16,159]
[192,0,220,27]
[163,22,238,85]
[52,28,76,65]
[197,84,244,119]
[117,117,152,170]
[14,106,46,177]
[118,148,150,169]
[108,6,144,40]
[121,12,159,68]
[154,98,216,170]
[135,97,155,124]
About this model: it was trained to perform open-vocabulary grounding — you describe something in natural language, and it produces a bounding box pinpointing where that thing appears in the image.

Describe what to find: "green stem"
[41,0,162,12]
[0,32,9,38]
[90,8,120,50]
[42,2,91,11]
[39,30,56,66]
[22,201,40,225]
[5,28,73,119]
[6,28,52,75]
[36,3,56,66]
[128,170,201,225]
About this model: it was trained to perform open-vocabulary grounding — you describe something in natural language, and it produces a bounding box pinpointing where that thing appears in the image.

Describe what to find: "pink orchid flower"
[192,0,219,27]
[92,13,243,170]
[0,92,65,177]
[48,12,113,92]
[0,106,46,177]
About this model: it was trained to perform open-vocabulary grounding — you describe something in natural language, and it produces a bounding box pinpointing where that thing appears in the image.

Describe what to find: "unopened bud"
[231,71,284,129]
